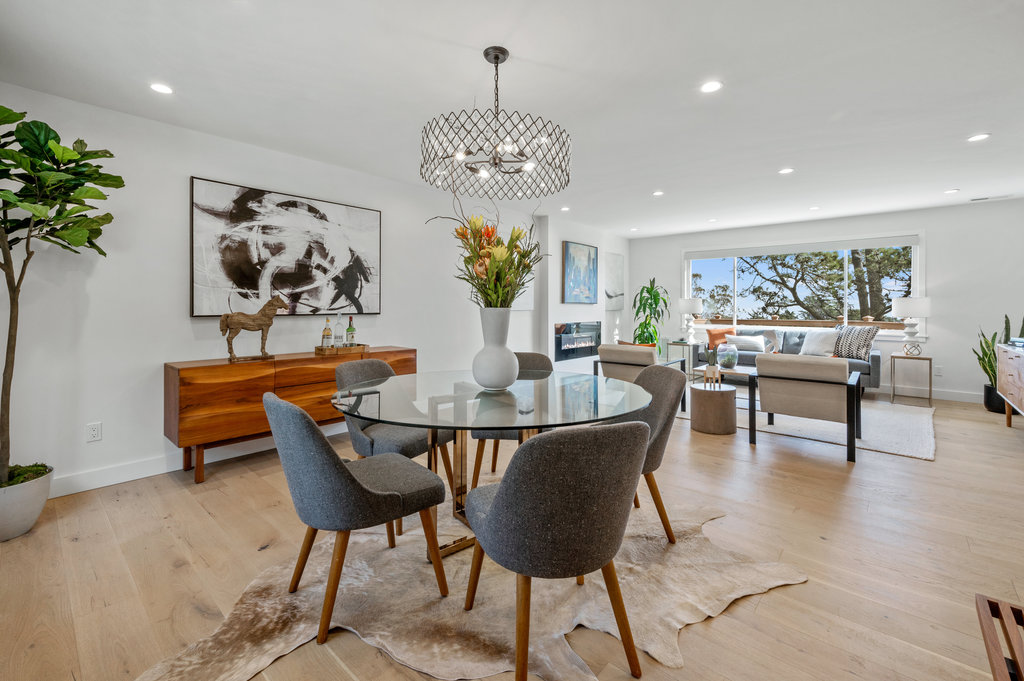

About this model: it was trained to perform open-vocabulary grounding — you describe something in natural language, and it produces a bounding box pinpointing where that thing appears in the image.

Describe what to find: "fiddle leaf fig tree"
[0,105,124,484]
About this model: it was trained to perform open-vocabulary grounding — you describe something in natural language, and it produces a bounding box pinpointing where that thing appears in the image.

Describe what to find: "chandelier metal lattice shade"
[420,46,571,201]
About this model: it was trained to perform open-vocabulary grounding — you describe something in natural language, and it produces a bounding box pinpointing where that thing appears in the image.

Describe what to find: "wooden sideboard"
[164,346,416,482]
[996,343,1024,428]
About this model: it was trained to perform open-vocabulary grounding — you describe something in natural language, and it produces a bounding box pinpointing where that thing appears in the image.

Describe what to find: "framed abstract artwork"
[604,252,624,310]
[562,240,598,304]
[190,177,381,317]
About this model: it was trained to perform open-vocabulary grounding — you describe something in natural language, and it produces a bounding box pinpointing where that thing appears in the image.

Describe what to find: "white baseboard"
[877,383,982,403]
[50,422,349,498]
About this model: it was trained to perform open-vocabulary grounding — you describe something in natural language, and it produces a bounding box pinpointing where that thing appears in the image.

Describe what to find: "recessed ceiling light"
[150,83,173,94]
[944,188,960,194]
[700,80,723,94]
[629,227,638,232]
[708,218,718,223]
[967,133,990,142]
[778,167,795,175]
[652,190,664,196]
[560,206,569,212]
[809,206,820,211]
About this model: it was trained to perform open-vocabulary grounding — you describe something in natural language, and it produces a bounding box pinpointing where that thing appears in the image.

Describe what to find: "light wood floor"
[3,396,1022,681]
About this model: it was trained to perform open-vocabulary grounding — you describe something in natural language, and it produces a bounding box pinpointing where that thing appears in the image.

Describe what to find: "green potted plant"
[0,105,124,541]
[973,315,1023,414]
[632,277,671,350]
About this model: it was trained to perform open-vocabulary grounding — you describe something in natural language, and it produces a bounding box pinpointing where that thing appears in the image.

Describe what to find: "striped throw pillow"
[834,325,879,361]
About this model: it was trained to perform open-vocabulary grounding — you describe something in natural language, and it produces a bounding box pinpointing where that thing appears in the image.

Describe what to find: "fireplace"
[553,321,601,362]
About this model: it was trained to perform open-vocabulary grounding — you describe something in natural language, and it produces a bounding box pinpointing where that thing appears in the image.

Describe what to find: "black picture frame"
[190,176,382,317]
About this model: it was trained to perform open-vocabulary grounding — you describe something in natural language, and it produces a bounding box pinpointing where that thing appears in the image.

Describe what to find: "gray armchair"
[470,351,553,487]
[603,364,687,543]
[463,422,650,680]
[262,393,448,644]
[336,358,456,497]
[594,343,687,410]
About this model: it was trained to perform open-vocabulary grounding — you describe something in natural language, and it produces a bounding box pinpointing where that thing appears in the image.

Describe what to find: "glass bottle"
[346,316,356,345]
[321,317,333,348]
[333,316,346,347]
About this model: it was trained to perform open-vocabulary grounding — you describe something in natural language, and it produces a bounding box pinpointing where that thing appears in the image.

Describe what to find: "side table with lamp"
[890,296,933,406]
[672,297,704,380]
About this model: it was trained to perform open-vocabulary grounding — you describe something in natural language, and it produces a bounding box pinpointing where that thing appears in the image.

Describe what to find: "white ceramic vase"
[0,466,53,542]
[472,307,519,391]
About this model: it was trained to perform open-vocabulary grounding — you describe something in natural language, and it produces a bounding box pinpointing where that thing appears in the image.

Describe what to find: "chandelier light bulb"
[523,162,536,172]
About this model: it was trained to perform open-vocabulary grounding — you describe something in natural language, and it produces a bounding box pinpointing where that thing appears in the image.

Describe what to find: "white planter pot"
[0,467,53,542]
[472,307,519,391]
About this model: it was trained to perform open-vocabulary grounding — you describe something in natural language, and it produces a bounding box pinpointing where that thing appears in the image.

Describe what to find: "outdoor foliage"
[692,247,912,320]
[0,104,124,484]
[632,277,670,345]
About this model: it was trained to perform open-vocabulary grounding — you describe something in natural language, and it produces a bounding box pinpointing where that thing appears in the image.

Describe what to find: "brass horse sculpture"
[220,296,290,361]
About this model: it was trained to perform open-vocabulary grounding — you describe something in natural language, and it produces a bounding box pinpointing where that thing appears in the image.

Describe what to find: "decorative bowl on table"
[718,343,739,369]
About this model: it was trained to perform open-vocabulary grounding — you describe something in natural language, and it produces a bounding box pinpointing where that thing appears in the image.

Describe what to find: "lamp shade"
[678,297,704,315]
[891,297,931,318]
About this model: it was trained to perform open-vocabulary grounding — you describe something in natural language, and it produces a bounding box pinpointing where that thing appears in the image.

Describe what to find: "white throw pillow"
[725,334,766,352]
[799,329,840,357]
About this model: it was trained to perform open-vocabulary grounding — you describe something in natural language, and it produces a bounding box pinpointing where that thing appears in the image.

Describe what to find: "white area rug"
[134,494,806,681]
[681,393,936,461]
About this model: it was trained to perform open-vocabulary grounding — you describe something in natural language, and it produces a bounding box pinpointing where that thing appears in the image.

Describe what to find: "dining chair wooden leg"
[633,492,641,509]
[490,439,500,472]
[418,508,448,597]
[472,439,486,490]
[289,526,318,593]
[576,575,584,585]
[318,530,350,644]
[385,520,396,549]
[644,472,675,544]
[396,517,403,536]
[515,574,532,681]
[601,560,641,678]
[465,542,485,610]
[438,443,456,492]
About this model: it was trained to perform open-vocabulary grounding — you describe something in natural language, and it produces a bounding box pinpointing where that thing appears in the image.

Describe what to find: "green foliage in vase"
[0,105,125,484]
[632,277,670,346]
[973,315,1024,386]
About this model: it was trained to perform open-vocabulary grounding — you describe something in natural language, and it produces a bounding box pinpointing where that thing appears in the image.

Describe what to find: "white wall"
[0,82,540,496]
[629,199,1024,402]
[539,215,630,373]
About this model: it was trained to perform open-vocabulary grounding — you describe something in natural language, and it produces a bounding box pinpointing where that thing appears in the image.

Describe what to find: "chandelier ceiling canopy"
[420,46,572,201]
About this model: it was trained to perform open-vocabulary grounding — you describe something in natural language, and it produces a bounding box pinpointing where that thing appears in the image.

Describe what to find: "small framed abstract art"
[604,252,624,310]
[562,240,598,304]
[190,177,381,317]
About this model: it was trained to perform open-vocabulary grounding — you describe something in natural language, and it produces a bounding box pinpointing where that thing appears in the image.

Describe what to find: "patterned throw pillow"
[834,325,879,361]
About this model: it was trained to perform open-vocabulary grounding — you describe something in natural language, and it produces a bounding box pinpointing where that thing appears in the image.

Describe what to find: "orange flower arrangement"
[452,215,542,307]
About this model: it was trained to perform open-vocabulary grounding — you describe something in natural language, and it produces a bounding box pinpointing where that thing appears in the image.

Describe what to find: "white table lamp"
[891,297,931,356]
[678,298,704,344]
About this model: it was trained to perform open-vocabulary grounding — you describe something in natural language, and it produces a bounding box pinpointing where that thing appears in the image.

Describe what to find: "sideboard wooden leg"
[194,445,206,483]
[182,446,193,471]
[1007,402,1013,428]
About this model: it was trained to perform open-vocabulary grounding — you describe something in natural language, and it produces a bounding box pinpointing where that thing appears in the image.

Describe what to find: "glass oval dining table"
[332,369,652,555]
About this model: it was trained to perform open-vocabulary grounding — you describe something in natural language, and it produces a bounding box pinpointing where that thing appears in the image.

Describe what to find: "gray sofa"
[696,327,881,389]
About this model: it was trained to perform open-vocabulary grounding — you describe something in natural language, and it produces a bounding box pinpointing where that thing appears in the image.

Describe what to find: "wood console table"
[997,343,1024,427]
[164,346,416,482]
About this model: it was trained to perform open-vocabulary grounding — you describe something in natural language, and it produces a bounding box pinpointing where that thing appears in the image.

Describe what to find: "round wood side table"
[690,384,738,435]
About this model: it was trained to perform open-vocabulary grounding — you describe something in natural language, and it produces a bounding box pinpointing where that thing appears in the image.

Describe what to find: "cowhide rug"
[135,499,806,681]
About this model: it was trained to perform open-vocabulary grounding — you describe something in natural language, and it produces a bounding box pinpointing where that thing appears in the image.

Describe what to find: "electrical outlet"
[934,365,943,377]
[86,421,102,442]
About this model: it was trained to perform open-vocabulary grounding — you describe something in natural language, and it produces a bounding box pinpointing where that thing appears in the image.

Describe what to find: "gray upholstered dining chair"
[262,393,449,644]
[336,359,456,535]
[464,422,650,680]
[603,364,687,543]
[470,351,553,488]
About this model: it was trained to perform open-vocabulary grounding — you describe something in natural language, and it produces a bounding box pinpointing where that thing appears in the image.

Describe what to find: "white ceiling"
[2,0,1022,237]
